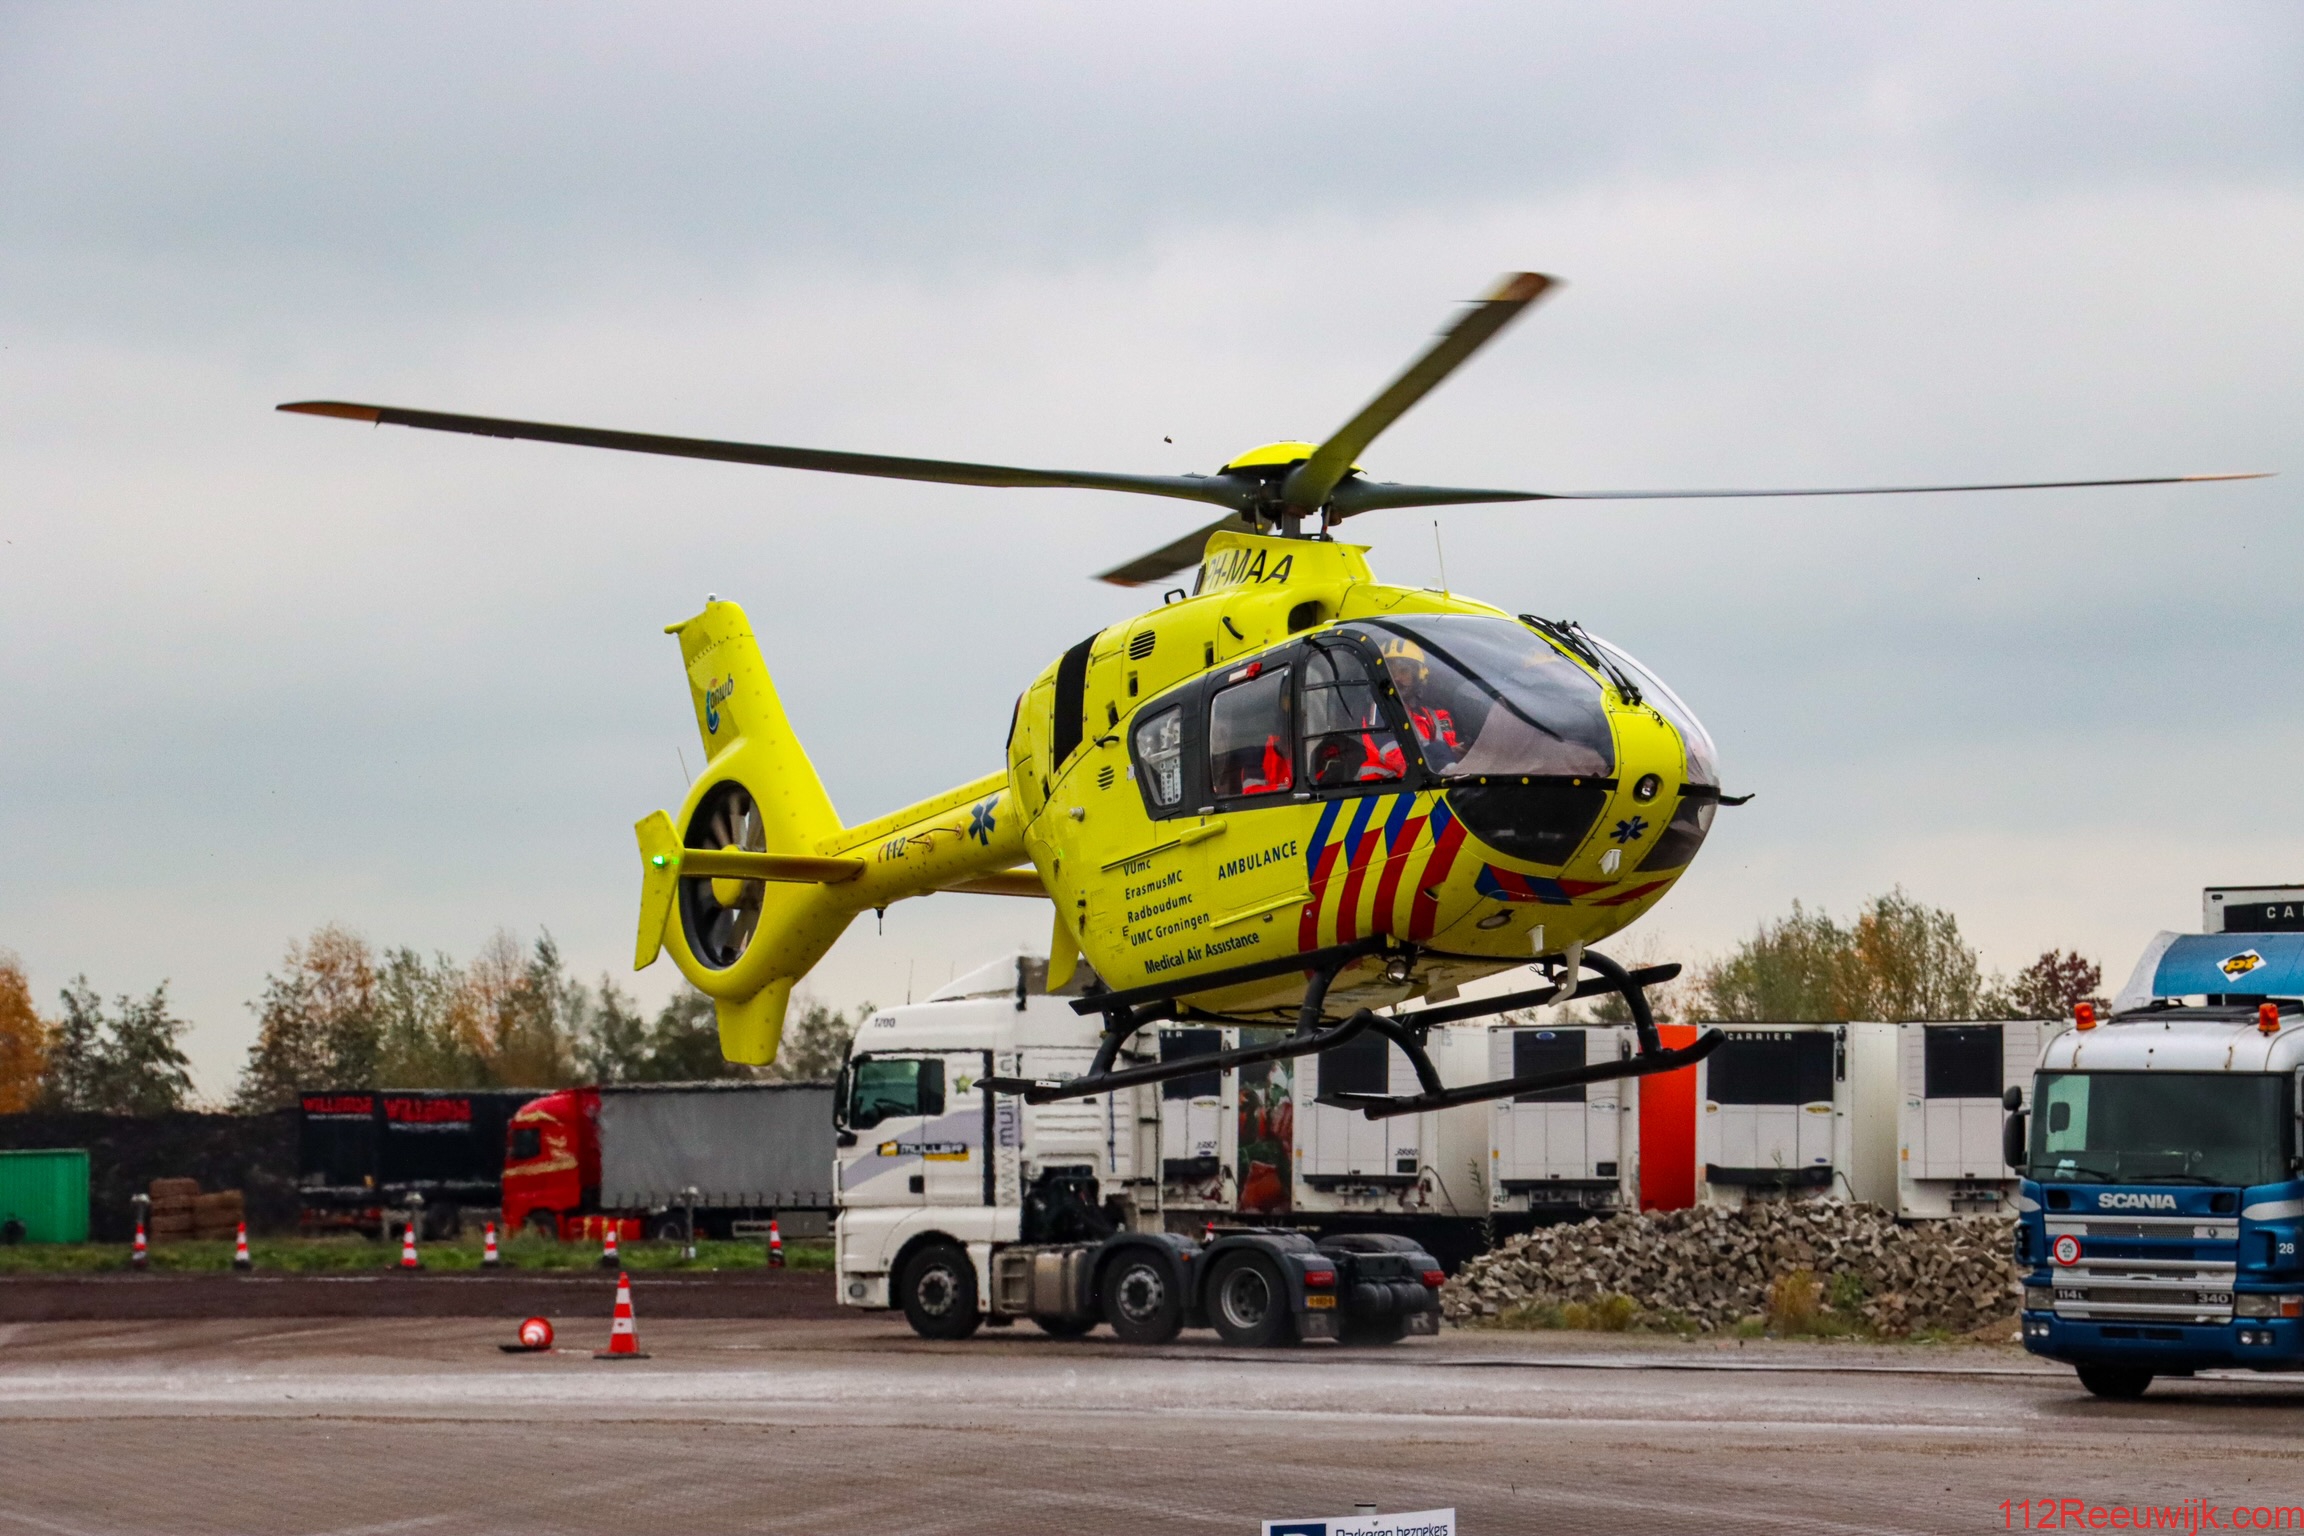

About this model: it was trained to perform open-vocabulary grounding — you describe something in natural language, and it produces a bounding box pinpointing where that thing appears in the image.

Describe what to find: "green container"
[0,1149,91,1244]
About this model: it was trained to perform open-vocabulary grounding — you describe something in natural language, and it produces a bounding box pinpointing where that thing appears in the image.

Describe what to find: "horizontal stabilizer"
[664,848,866,884]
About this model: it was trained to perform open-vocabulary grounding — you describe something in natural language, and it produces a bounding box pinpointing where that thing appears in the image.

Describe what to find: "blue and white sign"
[1264,1509,1456,1536]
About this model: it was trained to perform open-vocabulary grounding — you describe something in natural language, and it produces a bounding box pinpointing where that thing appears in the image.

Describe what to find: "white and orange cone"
[131,1220,148,1271]
[400,1220,421,1270]
[233,1222,253,1271]
[594,1271,649,1359]
[599,1224,620,1270]
[767,1219,784,1269]
[483,1222,501,1269]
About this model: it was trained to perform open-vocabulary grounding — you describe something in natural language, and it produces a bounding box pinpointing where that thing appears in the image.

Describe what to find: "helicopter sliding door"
[1195,652,1315,936]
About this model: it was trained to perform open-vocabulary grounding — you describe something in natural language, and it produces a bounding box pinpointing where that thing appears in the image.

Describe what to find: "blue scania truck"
[2009,892,2304,1399]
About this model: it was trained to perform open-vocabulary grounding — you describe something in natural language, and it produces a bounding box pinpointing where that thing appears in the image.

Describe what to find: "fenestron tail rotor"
[279,270,2269,587]
[681,781,767,970]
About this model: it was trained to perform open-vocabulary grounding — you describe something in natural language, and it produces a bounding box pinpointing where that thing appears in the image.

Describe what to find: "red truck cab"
[501,1088,605,1239]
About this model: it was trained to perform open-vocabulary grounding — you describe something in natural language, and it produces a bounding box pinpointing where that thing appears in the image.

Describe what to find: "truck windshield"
[848,1058,945,1130]
[2031,1071,2293,1187]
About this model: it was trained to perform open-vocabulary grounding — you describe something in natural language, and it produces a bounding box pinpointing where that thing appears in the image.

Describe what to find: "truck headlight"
[2023,1286,2053,1312]
[2234,1293,2302,1319]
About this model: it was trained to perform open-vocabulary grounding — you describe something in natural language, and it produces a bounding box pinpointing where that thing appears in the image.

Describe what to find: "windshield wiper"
[2033,1160,2122,1182]
[2124,1173,2223,1186]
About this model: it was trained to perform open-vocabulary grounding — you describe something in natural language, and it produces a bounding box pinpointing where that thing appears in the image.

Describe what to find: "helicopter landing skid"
[978,941,1722,1118]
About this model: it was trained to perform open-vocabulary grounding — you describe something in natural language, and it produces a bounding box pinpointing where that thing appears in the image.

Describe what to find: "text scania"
[1217,841,1299,880]
[2097,1192,2180,1211]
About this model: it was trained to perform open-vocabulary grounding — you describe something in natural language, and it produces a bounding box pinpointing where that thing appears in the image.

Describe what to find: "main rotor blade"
[1095,512,1258,587]
[277,401,1257,511]
[1324,470,2271,522]
[1281,272,1555,514]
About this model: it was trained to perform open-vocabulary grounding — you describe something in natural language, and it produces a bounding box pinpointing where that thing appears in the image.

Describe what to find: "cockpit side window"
[1301,646,1405,789]
[1132,705,1186,810]
[1366,616,1613,780]
[1208,665,1294,799]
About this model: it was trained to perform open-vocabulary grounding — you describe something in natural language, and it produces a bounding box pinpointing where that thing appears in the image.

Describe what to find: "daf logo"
[2097,1192,2179,1211]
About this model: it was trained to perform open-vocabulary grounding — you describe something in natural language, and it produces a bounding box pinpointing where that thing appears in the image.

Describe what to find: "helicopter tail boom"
[637,599,1032,1064]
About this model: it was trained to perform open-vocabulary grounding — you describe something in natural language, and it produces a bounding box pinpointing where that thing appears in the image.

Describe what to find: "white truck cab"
[833,954,1447,1346]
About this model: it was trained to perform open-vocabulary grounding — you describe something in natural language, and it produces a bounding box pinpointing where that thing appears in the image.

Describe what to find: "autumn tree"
[0,954,49,1114]
[1993,949,2104,1022]
[1698,890,1986,1021]
[574,983,860,1084]
[236,924,382,1109]
[765,998,863,1084]
[1697,901,1876,1021]
[42,979,112,1110]
[41,978,195,1113]
[450,931,579,1088]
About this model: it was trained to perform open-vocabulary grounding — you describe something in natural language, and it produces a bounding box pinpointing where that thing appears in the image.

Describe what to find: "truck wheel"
[899,1244,982,1340]
[1208,1252,1294,1348]
[1103,1253,1183,1345]
[1338,1314,1408,1347]
[524,1209,559,1241]
[650,1215,687,1243]
[2076,1365,2153,1400]
[1033,1315,1097,1339]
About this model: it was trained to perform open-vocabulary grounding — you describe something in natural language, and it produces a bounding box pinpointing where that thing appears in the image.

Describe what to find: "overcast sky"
[3,3,2299,1096]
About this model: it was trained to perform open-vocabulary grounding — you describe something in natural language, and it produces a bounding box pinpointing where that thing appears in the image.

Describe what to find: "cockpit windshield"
[1591,637,1717,787]
[1363,615,1613,779]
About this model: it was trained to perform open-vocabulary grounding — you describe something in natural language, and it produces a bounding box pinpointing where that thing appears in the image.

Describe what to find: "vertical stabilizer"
[669,600,841,847]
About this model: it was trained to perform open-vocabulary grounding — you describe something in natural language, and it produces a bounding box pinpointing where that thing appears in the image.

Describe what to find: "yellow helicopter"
[281,273,2260,1116]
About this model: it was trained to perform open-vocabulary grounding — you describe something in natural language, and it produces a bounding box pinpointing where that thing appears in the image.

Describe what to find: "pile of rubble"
[1445,1201,2020,1335]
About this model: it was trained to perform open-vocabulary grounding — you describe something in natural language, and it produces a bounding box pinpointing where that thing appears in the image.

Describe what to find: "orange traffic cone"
[594,1271,649,1359]
[131,1220,148,1271]
[483,1222,501,1269]
[767,1219,784,1269]
[599,1224,620,1270]
[233,1222,253,1271]
[400,1220,421,1270]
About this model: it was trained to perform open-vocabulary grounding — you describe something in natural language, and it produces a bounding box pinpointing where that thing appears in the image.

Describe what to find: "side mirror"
[2002,1085,2024,1112]
[2002,1109,2029,1173]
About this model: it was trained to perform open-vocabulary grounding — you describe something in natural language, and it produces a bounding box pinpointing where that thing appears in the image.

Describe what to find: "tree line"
[0,889,2105,1114]
[1584,889,2104,1025]
[0,927,862,1115]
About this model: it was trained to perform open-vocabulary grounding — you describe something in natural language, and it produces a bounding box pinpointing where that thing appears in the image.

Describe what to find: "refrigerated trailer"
[1695,1023,1897,1209]
[1486,1023,1643,1217]
[1284,1024,1492,1263]
[1896,1020,2052,1218]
